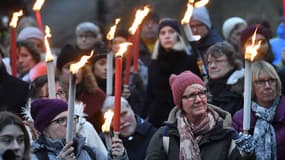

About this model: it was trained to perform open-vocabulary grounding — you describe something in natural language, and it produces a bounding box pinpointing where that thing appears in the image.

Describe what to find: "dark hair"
[17,40,41,63]
[0,111,30,160]
[206,41,243,70]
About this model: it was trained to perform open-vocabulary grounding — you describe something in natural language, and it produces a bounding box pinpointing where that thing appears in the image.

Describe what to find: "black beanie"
[56,44,82,71]
[158,18,181,34]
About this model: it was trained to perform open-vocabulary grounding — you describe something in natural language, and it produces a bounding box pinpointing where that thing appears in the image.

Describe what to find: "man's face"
[141,19,159,40]
[76,32,98,50]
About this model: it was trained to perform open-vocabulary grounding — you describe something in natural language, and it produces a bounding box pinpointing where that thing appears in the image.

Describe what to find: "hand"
[57,141,76,160]
[234,132,255,153]
[111,136,125,158]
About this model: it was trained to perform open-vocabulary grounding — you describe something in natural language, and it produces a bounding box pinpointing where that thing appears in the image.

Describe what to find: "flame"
[33,0,45,11]
[106,18,121,40]
[128,5,151,35]
[115,42,132,57]
[245,27,261,61]
[9,10,23,28]
[70,50,94,74]
[44,26,54,61]
[194,0,209,7]
[181,3,194,24]
[102,109,114,132]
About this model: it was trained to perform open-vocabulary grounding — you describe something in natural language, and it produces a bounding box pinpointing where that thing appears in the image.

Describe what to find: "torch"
[66,51,94,142]
[9,10,23,77]
[101,109,114,150]
[44,25,56,98]
[181,0,209,82]
[243,27,261,134]
[33,0,45,32]
[106,18,121,96]
[113,42,132,138]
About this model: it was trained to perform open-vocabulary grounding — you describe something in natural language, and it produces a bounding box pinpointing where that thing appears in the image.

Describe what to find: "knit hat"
[31,99,68,133]
[56,44,82,71]
[158,18,181,34]
[29,62,47,81]
[240,24,270,48]
[222,17,247,39]
[75,22,100,37]
[169,70,204,107]
[191,6,211,29]
[17,26,44,41]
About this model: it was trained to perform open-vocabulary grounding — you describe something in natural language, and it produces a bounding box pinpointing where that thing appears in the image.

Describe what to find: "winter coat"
[0,62,29,116]
[144,46,201,127]
[270,22,285,66]
[121,116,157,160]
[145,104,242,160]
[31,135,108,160]
[232,96,285,160]
[208,69,244,115]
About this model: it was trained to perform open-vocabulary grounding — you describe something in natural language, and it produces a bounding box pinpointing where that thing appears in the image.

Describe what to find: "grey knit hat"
[191,6,211,29]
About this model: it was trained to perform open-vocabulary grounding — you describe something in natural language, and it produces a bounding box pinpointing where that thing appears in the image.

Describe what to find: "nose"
[9,139,20,150]
[264,81,271,87]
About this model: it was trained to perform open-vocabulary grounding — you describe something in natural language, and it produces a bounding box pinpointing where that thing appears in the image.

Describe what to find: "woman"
[91,49,108,93]
[56,44,106,132]
[233,60,285,160]
[17,40,41,82]
[30,98,127,160]
[145,71,241,160]
[0,111,31,160]
[145,18,201,127]
[206,41,244,115]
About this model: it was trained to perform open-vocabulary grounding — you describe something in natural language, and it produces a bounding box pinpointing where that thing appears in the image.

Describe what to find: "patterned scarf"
[251,97,279,160]
[176,107,217,160]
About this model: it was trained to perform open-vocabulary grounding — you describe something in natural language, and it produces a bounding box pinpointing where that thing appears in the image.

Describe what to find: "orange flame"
[101,109,114,132]
[44,26,54,62]
[106,18,121,40]
[70,50,94,74]
[9,10,23,28]
[245,27,261,61]
[115,42,132,57]
[128,5,151,35]
[194,0,209,7]
[33,0,45,11]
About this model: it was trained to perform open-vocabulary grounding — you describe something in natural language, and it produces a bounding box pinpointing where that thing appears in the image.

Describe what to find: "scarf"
[176,107,217,160]
[252,97,279,160]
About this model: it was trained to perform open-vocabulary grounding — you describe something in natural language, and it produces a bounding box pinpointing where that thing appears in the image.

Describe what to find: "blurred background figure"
[222,17,247,57]
[206,41,244,115]
[102,96,157,160]
[270,22,285,69]
[0,111,31,160]
[233,60,285,160]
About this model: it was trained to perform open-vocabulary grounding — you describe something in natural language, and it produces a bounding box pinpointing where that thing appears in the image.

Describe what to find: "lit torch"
[114,42,132,138]
[9,10,23,77]
[44,25,56,98]
[181,0,209,82]
[106,18,121,96]
[66,51,94,142]
[102,109,114,150]
[33,0,45,31]
[243,27,261,134]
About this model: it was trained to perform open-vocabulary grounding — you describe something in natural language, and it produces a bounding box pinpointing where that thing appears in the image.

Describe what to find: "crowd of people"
[0,4,285,160]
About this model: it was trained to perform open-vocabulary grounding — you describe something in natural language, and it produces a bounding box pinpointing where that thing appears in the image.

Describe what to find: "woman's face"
[17,46,37,75]
[76,32,98,50]
[0,124,25,160]
[181,85,208,123]
[253,71,277,107]
[207,54,234,79]
[44,111,69,139]
[244,33,269,61]
[93,58,107,79]
[39,82,67,101]
[159,26,179,50]
[228,24,247,47]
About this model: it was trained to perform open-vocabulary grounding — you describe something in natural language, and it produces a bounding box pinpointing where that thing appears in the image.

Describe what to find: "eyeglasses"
[182,90,207,101]
[50,116,79,126]
[206,59,228,66]
[254,78,276,86]
[56,90,66,99]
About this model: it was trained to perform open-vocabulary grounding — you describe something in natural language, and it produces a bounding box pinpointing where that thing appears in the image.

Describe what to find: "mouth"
[120,123,129,130]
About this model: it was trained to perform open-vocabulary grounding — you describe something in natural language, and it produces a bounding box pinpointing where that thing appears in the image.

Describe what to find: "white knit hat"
[17,26,44,41]
[222,17,247,40]
[191,6,211,29]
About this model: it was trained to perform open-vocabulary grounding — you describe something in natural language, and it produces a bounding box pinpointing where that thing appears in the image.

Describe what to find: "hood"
[166,104,232,129]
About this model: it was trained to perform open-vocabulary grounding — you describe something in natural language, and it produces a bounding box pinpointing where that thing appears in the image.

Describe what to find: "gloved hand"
[234,132,256,153]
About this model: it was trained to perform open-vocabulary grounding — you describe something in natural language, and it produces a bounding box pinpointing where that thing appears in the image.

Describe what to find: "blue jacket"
[270,22,285,66]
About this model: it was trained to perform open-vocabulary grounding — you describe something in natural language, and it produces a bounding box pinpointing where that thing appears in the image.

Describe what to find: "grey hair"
[102,96,130,113]
[75,22,100,36]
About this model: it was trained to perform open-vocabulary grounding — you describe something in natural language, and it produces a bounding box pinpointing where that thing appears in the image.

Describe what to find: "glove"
[234,132,256,153]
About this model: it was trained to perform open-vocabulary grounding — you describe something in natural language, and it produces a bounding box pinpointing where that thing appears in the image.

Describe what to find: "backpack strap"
[82,145,97,160]
[162,126,170,155]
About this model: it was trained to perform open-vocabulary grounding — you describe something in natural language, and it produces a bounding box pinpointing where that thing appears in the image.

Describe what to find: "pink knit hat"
[169,70,204,107]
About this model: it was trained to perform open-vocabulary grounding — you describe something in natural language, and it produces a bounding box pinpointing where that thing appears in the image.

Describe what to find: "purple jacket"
[232,96,285,160]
